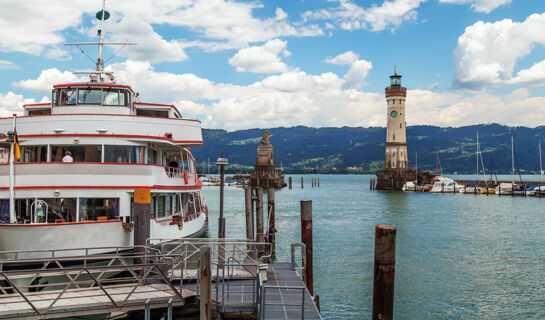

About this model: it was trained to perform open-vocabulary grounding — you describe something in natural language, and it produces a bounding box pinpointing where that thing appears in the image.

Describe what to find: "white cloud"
[453,13,545,89]
[229,39,291,73]
[0,1,91,55]
[438,0,511,13]
[326,51,359,65]
[7,61,545,129]
[12,69,85,93]
[303,0,425,32]
[106,16,188,63]
[0,60,17,69]
[326,51,373,88]
[0,0,323,62]
[0,92,48,117]
[44,47,71,61]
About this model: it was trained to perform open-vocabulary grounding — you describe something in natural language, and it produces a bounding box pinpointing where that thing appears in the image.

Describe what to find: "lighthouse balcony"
[385,87,407,94]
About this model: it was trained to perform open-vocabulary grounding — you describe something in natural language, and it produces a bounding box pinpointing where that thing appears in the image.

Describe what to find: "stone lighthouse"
[376,67,411,190]
[385,67,408,169]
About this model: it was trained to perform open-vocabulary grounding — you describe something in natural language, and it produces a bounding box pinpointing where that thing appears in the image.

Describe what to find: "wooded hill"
[191,124,545,174]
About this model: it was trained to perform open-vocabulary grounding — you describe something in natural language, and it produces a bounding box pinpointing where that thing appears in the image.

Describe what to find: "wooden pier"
[0,239,321,319]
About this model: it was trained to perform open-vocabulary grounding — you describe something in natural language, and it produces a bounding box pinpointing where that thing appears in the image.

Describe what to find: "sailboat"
[527,142,544,196]
[495,137,524,195]
[476,133,493,194]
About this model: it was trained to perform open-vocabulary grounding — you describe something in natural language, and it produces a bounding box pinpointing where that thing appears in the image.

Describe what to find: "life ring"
[176,216,183,230]
[122,222,134,232]
[183,170,188,184]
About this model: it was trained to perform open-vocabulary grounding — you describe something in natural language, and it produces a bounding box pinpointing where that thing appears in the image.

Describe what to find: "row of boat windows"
[0,192,202,223]
[0,198,118,223]
[8,145,194,170]
[53,88,129,107]
[148,193,203,219]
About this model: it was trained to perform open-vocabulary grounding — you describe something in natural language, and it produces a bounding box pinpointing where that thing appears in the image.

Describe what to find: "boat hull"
[0,212,207,259]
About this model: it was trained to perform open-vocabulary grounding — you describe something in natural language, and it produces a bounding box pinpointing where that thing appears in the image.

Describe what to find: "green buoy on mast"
[96,10,110,20]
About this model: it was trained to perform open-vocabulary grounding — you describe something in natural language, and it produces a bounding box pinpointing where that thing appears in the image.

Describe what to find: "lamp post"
[216,156,228,238]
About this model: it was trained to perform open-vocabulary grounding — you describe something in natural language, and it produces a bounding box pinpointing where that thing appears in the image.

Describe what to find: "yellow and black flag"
[13,131,20,160]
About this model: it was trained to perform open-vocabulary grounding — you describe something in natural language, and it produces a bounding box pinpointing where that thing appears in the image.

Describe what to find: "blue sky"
[1,0,545,130]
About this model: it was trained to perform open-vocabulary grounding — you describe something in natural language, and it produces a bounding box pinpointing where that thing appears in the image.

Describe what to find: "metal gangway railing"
[0,245,188,319]
[0,238,281,319]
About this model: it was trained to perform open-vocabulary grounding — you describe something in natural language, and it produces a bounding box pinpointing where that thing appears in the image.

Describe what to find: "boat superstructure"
[0,2,206,257]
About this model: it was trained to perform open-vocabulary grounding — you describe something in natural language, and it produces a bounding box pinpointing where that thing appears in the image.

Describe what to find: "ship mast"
[96,0,107,71]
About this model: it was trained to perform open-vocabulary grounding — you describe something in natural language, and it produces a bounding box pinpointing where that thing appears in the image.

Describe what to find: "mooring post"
[200,246,212,320]
[318,176,320,187]
[289,176,293,189]
[300,200,313,296]
[256,187,264,254]
[133,188,151,262]
[216,156,228,239]
[370,178,373,190]
[301,177,304,188]
[267,188,276,256]
[245,187,254,252]
[372,224,396,320]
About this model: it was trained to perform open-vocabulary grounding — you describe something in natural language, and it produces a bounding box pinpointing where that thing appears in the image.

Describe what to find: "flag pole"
[9,114,16,223]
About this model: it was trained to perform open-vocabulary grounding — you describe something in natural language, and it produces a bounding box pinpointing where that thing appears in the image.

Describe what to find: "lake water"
[201,174,545,319]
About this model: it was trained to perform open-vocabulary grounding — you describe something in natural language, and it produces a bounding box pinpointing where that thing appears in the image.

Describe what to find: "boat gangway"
[0,239,321,319]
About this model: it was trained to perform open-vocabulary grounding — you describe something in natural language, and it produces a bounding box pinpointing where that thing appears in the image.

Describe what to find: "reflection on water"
[202,174,545,319]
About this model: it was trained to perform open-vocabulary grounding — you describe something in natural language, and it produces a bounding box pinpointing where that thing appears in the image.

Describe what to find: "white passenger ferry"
[0,4,207,257]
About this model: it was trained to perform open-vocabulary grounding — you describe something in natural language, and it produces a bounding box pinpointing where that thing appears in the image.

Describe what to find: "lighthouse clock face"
[390,110,398,118]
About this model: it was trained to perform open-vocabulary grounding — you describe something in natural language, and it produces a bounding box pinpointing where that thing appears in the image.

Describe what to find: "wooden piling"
[318,176,320,187]
[289,176,292,189]
[133,188,151,260]
[267,188,276,256]
[199,246,212,320]
[256,187,264,254]
[301,177,304,188]
[372,224,396,320]
[370,178,373,190]
[244,187,254,244]
[300,200,313,296]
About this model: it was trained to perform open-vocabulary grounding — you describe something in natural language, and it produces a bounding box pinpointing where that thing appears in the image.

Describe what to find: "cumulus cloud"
[326,51,372,89]
[229,39,291,73]
[453,13,545,89]
[0,0,323,62]
[0,92,49,117]
[303,0,425,32]
[12,69,85,93]
[438,0,511,13]
[7,61,545,129]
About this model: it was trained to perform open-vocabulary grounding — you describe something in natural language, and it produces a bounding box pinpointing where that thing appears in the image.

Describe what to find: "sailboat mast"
[511,136,515,184]
[476,132,479,185]
[538,141,543,184]
[415,152,418,185]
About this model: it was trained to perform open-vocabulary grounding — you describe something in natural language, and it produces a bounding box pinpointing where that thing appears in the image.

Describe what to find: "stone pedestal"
[249,131,286,189]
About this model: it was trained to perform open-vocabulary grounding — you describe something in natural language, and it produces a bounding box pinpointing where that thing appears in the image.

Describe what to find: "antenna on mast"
[64,0,136,82]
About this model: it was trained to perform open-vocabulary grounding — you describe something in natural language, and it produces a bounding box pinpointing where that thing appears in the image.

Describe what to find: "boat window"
[18,146,48,163]
[175,194,181,214]
[103,89,127,106]
[156,196,166,218]
[136,109,169,118]
[147,148,158,164]
[78,89,102,105]
[0,148,7,164]
[28,109,51,115]
[50,145,102,162]
[79,198,119,221]
[59,89,77,105]
[104,145,145,163]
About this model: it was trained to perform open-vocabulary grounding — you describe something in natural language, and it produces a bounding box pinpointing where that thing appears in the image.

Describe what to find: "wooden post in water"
[370,178,373,190]
[372,224,396,320]
[133,188,151,260]
[244,187,254,243]
[301,177,304,188]
[256,187,264,254]
[199,246,212,320]
[267,188,276,256]
[289,176,292,189]
[318,176,320,187]
[300,200,313,296]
